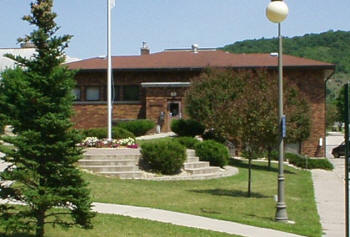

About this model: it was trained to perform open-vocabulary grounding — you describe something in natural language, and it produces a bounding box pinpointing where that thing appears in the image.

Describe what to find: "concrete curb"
[142,166,239,181]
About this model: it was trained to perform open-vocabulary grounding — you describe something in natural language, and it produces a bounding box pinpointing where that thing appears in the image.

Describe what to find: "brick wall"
[285,69,326,157]
[73,103,143,129]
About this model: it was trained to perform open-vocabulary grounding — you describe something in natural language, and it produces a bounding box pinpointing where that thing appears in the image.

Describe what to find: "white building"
[0,42,79,73]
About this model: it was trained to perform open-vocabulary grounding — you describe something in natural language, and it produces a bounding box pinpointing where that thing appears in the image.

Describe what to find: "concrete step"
[78,159,138,166]
[79,165,138,173]
[184,161,210,169]
[84,148,141,156]
[99,171,144,179]
[186,166,221,175]
[83,154,140,161]
[186,156,199,163]
[186,149,196,157]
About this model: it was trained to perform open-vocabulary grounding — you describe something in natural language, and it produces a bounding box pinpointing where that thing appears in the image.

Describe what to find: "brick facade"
[72,68,329,157]
[285,70,327,157]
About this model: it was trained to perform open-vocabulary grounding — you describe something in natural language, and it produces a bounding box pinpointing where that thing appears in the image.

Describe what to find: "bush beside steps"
[285,153,334,170]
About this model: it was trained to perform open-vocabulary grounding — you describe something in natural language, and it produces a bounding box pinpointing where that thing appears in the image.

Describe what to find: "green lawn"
[0,213,240,237]
[84,159,322,237]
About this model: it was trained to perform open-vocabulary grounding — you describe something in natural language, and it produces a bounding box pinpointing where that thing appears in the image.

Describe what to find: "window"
[72,87,81,101]
[113,86,121,101]
[86,87,100,101]
[124,85,139,101]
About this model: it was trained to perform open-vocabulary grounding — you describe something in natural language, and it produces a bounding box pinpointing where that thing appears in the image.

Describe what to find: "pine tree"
[0,1,94,236]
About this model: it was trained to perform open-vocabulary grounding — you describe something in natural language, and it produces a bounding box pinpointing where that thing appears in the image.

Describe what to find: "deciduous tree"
[185,68,310,196]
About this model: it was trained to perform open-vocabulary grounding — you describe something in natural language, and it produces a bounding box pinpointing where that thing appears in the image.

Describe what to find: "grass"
[84,159,322,237]
[0,213,239,237]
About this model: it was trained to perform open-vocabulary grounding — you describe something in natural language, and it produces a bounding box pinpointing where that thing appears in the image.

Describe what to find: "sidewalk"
[92,202,304,237]
[311,132,345,237]
[136,132,176,140]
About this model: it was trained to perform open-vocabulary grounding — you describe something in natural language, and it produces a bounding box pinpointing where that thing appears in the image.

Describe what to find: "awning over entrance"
[141,82,191,88]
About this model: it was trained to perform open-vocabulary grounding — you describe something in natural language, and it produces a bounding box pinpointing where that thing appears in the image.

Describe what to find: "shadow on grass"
[0,233,34,237]
[229,159,295,174]
[245,213,275,222]
[190,188,269,198]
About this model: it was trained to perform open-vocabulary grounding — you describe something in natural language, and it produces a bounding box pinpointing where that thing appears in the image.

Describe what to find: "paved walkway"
[92,202,303,237]
[136,132,176,140]
[312,132,345,237]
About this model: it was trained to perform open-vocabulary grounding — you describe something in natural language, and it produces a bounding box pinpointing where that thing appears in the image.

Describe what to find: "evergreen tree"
[0,1,94,236]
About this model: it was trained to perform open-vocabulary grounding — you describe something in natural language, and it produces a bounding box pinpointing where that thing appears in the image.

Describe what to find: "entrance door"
[168,101,181,130]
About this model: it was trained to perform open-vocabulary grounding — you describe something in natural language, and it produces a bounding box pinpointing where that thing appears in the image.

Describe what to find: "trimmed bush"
[117,119,155,137]
[265,149,279,161]
[112,127,135,139]
[79,127,135,140]
[202,129,226,143]
[80,128,106,139]
[285,152,334,170]
[175,136,200,149]
[171,119,205,137]
[195,140,229,167]
[141,140,186,175]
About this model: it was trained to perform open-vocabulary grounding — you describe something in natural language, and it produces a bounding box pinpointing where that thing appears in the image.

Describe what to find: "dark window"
[113,86,121,101]
[72,87,81,101]
[169,103,179,117]
[124,85,139,101]
[86,87,100,101]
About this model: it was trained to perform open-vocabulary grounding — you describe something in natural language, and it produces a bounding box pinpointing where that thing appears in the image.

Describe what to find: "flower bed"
[78,137,138,149]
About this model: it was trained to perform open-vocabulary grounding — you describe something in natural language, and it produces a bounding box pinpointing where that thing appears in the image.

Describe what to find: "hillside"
[222,30,350,126]
[222,30,350,74]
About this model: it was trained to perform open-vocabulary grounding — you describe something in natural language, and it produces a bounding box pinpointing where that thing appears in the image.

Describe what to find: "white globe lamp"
[266,0,289,23]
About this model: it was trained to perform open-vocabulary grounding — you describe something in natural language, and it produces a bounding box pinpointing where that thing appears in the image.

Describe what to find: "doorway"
[167,101,181,130]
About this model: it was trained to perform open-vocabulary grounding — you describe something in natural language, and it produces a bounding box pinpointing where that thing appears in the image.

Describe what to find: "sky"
[1,0,349,59]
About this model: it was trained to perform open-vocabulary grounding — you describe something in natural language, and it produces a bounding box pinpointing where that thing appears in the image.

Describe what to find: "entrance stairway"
[79,148,144,179]
[184,149,221,175]
[78,148,223,179]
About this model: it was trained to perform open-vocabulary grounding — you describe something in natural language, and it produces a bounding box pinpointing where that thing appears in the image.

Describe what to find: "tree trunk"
[36,209,46,237]
[267,147,272,170]
[248,158,252,197]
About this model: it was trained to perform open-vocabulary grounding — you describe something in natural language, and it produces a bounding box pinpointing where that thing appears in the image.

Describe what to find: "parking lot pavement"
[325,132,344,159]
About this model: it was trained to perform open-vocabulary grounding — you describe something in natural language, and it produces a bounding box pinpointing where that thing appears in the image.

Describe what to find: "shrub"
[176,136,200,149]
[79,127,135,140]
[171,119,205,137]
[117,120,155,137]
[265,149,279,161]
[285,153,334,170]
[80,128,107,139]
[141,140,186,175]
[195,140,229,167]
[202,129,226,143]
[112,127,135,139]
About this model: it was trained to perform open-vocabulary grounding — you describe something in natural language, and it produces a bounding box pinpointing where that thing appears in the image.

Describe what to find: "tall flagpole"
[107,0,112,140]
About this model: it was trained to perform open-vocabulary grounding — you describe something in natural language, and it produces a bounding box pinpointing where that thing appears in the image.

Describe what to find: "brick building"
[67,45,335,157]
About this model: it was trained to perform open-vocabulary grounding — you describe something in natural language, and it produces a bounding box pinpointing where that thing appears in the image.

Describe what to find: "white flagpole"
[107,0,112,140]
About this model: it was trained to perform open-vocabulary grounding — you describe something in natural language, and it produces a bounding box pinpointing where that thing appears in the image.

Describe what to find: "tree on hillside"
[222,30,350,74]
[185,69,310,196]
[0,1,94,236]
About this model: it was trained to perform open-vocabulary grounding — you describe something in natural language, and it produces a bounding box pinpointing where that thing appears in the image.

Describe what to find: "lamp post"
[266,0,289,222]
